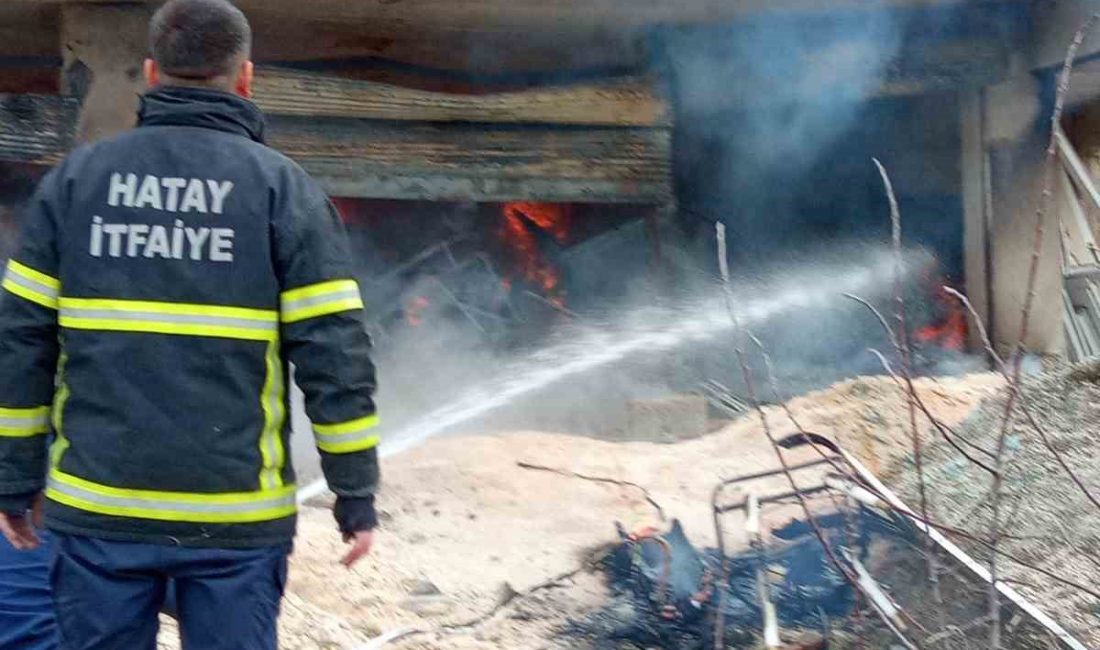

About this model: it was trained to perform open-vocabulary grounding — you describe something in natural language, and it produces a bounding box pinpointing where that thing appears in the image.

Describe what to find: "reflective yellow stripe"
[258,341,286,490]
[317,434,381,454]
[281,279,359,303]
[314,414,380,454]
[281,279,363,324]
[59,298,278,341]
[7,260,59,289]
[60,298,275,319]
[3,260,60,309]
[46,469,297,523]
[314,414,380,435]
[0,405,51,437]
[50,350,70,467]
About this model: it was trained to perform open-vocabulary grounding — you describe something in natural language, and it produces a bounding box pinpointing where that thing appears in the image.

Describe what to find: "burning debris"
[566,435,1076,650]
[498,202,572,307]
[914,285,969,353]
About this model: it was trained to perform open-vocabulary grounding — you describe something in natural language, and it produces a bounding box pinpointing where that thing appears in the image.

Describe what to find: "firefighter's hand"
[0,494,43,550]
[341,529,374,568]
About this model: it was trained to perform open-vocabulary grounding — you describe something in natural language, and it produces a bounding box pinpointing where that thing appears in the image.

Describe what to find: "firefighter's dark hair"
[149,0,251,80]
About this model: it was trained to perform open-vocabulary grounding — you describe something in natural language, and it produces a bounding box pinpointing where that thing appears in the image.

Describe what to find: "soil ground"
[157,373,1003,649]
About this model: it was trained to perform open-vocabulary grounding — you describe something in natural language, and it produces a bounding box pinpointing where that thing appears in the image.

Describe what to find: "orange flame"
[498,203,570,306]
[915,287,968,351]
[406,295,430,327]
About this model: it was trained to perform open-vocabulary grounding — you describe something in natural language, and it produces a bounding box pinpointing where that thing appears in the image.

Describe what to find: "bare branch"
[715,223,918,649]
[875,158,946,628]
[516,461,666,521]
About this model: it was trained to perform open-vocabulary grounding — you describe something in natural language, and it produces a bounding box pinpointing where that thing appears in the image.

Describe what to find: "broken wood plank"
[268,116,670,182]
[254,68,671,127]
[267,115,672,201]
[304,170,671,204]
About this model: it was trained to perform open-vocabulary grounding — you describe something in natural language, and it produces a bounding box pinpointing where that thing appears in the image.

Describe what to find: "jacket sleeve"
[0,169,62,513]
[272,167,380,533]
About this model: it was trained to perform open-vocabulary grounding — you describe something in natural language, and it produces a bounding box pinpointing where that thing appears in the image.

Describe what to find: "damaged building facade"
[0,0,1098,358]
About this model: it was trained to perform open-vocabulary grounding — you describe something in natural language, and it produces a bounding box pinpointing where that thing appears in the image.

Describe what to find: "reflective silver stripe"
[280,280,364,323]
[3,269,59,304]
[46,477,297,515]
[0,414,49,429]
[283,287,361,313]
[314,414,380,453]
[4,269,59,300]
[59,308,278,331]
[316,428,379,451]
[316,426,377,444]
[0,406,51,437]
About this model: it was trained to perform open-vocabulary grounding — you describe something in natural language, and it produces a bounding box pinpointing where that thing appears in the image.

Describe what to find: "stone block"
[624,394,708,443]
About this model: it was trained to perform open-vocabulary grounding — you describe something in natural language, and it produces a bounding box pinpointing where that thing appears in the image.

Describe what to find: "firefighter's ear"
[143,59,160,89]
[235,60,254,99]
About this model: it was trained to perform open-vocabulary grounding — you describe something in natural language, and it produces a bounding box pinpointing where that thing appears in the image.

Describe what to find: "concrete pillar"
[61,3,152,144]
[960,89,990,349]
[984,75,1066,355]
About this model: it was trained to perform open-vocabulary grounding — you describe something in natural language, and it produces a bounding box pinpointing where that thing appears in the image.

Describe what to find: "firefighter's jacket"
[0,86,379,547]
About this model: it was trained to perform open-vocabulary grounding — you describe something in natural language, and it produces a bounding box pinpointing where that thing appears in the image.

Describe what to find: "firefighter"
[0,1,380,648]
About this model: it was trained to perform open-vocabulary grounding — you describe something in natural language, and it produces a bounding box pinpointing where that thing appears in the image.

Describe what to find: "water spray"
[298,248,923,503]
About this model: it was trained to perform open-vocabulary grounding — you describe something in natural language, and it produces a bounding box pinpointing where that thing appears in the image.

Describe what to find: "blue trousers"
[0,531,57,650]
[50,534,290,650]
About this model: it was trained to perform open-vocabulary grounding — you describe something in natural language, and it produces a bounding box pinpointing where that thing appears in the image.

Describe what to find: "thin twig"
[716,223,918,650]
[736,352,917,649]
[516,461,666,521]
[362,547,613,649]
[712,221,735,649]
[876,158,947,630]
[442,550,611,631]
[744,333,873,644]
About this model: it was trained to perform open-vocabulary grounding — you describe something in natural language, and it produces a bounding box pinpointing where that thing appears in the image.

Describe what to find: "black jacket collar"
[137,86,266,143]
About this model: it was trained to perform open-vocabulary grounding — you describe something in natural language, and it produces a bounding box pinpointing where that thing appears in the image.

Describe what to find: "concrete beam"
[60,3,151,144]
[1031,0,1100,71]
[19,0,1033,29]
